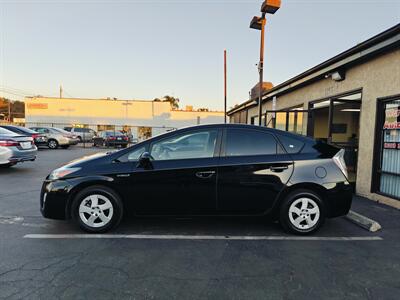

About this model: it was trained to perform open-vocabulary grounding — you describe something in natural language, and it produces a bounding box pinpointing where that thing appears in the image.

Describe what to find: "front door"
[217,128,293,214]
[132,128,221,215]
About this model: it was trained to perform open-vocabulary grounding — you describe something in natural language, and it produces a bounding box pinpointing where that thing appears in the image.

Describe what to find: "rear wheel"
[48,139,59,149]
[72,186,123,233]
[279,189,325,235]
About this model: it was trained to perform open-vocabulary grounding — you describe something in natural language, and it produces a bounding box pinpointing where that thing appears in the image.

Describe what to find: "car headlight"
[49,167,81,180]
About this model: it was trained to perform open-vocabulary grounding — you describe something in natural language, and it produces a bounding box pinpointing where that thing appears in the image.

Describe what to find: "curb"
[345,210,382,232]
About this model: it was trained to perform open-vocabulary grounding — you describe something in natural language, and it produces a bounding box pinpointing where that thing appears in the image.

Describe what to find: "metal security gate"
[372,95,400,200]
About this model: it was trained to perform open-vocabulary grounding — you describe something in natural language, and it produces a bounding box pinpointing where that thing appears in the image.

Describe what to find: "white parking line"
[23,234,383,241]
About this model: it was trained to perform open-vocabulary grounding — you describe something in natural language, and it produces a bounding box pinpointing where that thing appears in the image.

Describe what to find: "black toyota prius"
[40,124,352,235]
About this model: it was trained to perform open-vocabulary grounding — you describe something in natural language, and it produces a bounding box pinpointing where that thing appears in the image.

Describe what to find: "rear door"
[217,128,294,214]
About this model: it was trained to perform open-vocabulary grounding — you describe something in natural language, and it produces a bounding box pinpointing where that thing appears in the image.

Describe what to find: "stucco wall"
[25,97,224,129]
[242,49,400,208]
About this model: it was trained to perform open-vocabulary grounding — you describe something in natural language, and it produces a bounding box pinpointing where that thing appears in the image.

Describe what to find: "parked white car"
[0,127,37,167]
[29,127,76,149]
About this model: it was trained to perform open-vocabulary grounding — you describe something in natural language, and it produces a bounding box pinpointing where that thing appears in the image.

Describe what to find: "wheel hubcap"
[288,197,320,230]
[79,194,114,228]
[49,141,56,148]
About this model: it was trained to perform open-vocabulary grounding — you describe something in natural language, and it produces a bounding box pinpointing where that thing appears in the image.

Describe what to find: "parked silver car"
[64,127,96,142]
[0,127,37,168]
[29,127,77,149]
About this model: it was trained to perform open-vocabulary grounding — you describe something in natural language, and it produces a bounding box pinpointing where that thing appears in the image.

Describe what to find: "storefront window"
[379,98,400,199]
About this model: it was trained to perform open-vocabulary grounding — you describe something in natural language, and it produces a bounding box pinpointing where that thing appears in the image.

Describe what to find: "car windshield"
[51,128,70,134]
[13,126,38,134]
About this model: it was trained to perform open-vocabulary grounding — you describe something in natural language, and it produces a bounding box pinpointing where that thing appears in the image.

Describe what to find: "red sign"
[384,142,400,150]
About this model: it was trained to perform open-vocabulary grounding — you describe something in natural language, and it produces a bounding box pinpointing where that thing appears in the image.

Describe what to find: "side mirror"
[136,152,153,169]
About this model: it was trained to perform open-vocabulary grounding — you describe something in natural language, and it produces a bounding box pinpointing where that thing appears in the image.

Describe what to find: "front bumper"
[68,138,79,145]
[40,179,73,220]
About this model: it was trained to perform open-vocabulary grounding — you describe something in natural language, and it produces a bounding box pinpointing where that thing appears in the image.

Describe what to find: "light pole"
[250,0,281,126]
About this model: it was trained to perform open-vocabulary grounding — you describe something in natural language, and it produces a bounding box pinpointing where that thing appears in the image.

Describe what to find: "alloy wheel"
[48,140,58,149]
[79,194,114,228]
[288,197,320,230]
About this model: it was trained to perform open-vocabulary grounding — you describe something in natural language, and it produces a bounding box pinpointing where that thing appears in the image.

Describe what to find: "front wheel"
[71,186,123,233]
[279,189,325,235]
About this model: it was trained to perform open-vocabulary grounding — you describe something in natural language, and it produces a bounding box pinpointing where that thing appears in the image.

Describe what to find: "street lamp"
[250,0,281,126]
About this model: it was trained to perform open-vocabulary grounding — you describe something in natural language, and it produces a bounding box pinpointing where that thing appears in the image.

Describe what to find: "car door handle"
[195,171,216,179]
[270,165,289,172]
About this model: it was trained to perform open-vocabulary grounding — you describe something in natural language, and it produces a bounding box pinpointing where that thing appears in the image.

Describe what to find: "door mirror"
[137,152,153,169]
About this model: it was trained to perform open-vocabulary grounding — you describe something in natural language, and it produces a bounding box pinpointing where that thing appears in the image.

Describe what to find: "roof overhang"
[228,23,400,116]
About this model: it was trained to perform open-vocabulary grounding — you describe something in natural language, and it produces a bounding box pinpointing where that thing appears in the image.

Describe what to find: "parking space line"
[23,234,383,241]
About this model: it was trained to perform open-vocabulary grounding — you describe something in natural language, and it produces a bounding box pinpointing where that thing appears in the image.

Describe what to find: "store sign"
[27,103,48,110]
[383,107,400,129]
[383,142,400,150]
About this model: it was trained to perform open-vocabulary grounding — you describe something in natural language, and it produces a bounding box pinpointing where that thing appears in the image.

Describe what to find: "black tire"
[0,163,14,168]
[279,189,325,235]
[48,139,59,149]
[61,145,70,149]
[71,185,123,233]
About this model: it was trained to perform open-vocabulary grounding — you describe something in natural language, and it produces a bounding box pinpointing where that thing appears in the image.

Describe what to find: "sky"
[0,0,399,111]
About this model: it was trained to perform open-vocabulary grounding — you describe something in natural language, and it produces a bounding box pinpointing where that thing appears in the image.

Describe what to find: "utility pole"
[7,100,11,122]
[258,15,266,126]
[224,50,227,123]
[59,84,63,98]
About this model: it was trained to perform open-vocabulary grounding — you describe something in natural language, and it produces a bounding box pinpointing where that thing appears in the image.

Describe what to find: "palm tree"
[153,95,180,110]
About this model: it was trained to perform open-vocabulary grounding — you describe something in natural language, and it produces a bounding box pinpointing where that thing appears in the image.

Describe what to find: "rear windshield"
[0,127,16,135]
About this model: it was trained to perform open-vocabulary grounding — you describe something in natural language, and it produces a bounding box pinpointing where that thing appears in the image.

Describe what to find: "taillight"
[108,136,116,140]
[333,149,348,179]
[32,134,39,139]
[0,140,19,147]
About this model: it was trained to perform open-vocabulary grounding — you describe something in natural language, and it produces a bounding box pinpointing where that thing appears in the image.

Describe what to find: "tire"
[61,145,70,149]
[0,163,14,168]
[48,139,59,149]
[71,185,123,233]
[279,189,325,235]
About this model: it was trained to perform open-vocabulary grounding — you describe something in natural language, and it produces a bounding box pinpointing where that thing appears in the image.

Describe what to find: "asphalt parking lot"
[0,147,399,299]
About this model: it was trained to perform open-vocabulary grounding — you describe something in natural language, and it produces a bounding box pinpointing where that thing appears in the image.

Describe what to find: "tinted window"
[118,146,146,162]
[225,129,279,156]
[276,134,304,154]
[0,127,16,135]
[151,130,218,161]
[64,127,72,132]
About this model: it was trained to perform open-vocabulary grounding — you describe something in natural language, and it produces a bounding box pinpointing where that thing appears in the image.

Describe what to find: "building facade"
[25,97,224,140]
[228,24,400,209]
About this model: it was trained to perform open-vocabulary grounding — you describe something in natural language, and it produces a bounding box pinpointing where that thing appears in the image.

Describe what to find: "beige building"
[228,24,400,209]
[25,97,224,140]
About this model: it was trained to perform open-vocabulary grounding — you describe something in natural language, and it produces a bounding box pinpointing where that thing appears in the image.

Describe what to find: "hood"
[63,151,109,168]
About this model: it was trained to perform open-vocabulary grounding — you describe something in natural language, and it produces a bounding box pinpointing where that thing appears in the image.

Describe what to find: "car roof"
[175,123,313,141]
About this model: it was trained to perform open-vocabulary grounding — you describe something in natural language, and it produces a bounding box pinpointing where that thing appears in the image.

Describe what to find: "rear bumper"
[8,146,37,164]
[324,181,353,218]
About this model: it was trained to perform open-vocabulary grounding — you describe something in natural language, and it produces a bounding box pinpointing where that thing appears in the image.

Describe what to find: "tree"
[153,95,180,110]
[0,97,25,120]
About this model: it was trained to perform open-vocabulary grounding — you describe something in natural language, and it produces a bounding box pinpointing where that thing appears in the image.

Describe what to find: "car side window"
[276,134,304,154]
[225,129,281,157]
[150,130,218,161]
[117,146,146,162]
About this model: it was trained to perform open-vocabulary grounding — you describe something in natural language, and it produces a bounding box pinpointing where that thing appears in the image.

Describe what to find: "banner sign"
[383,107,400,129]
[27,103,48,110]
